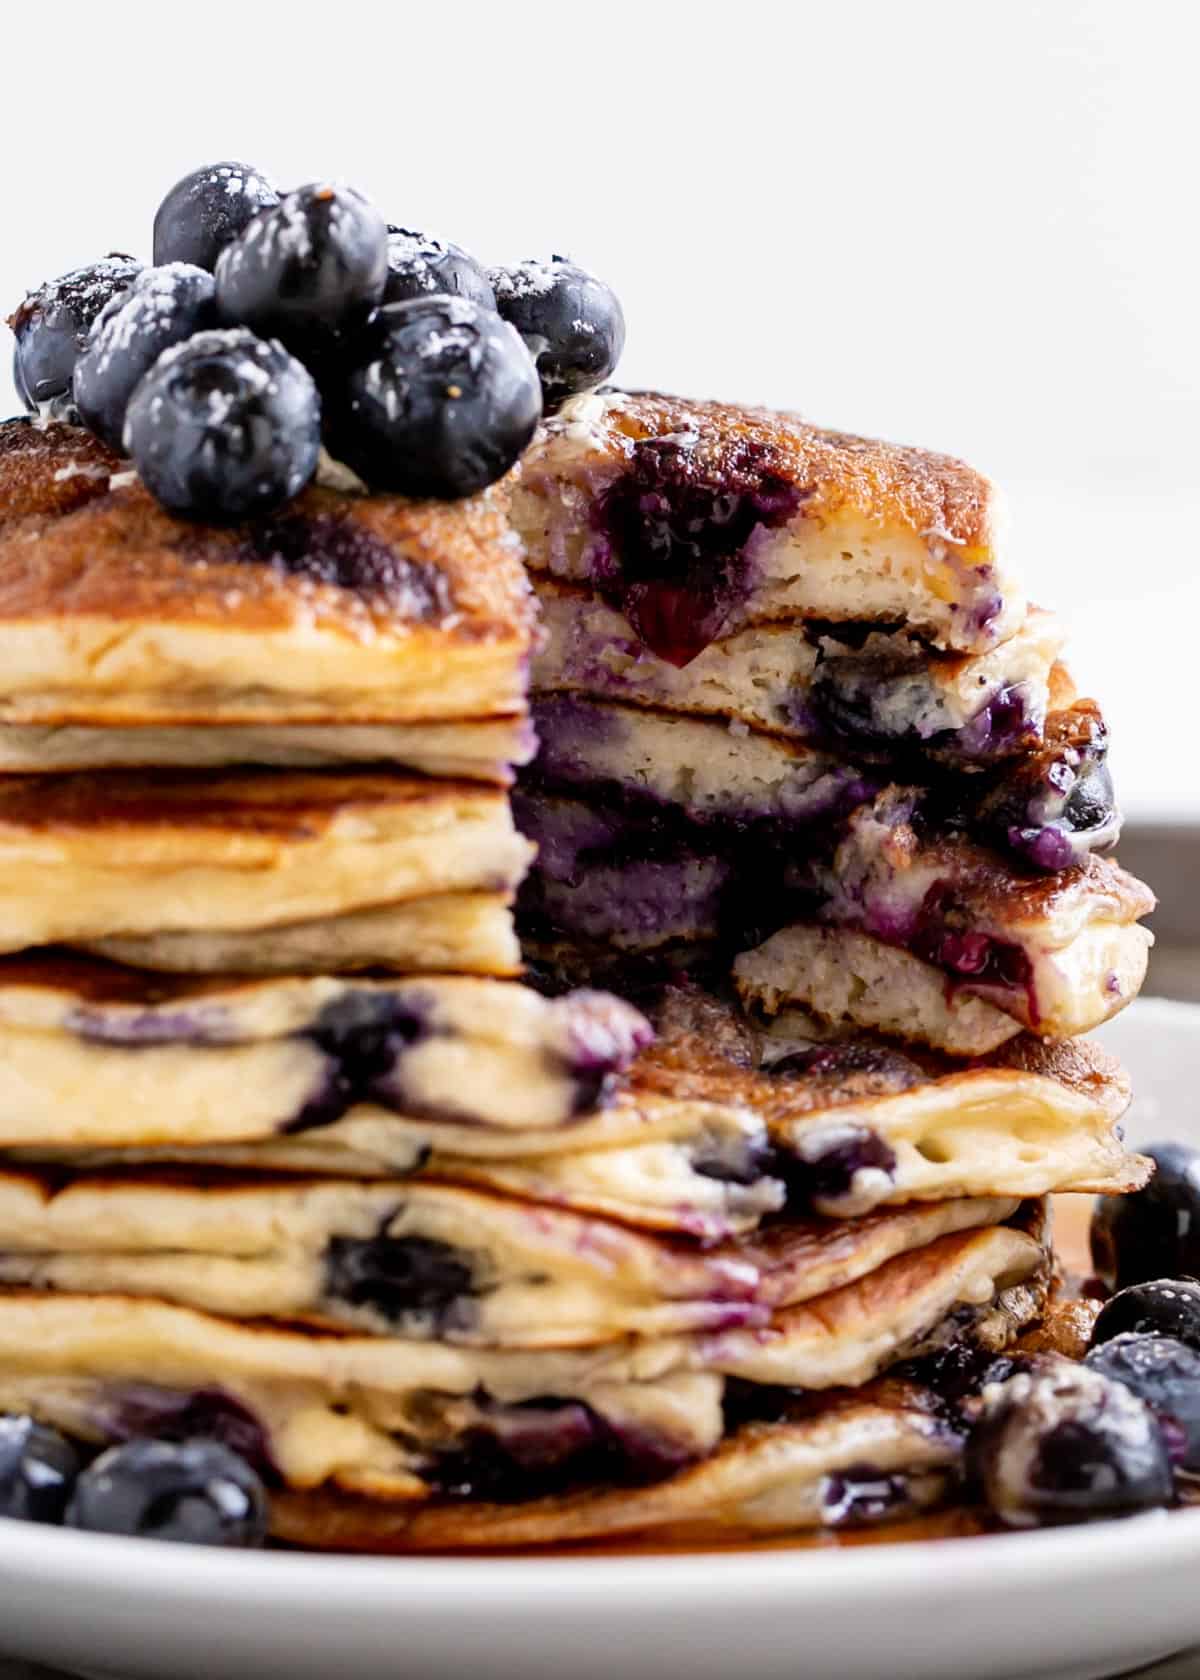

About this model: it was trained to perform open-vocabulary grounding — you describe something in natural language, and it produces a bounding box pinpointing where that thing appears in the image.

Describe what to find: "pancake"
[534,579,1065,766]
[0,1223,1040,1499]
[512,389,1020,657]
[83,893,523,978]
[0,418,536,727]
[0,1172,1014,1345]
[0,715,536,779]
[0,769,534,956]
[270,1383,962,1548]
[0,958,651,1142]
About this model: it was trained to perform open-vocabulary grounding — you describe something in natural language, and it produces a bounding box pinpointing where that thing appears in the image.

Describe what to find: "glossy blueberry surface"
[490,257,624,413]
[1091,1278,1200,1353]
[123,328,320,522]
[66,1438,268,1547]
[968,1364,1173,1527]
[153,162,280,271]
[383,226,495,308]
[1086,1332,1200,1470]
[215,182,388,348]
[821,1465,914,1527]
[1091,1142,1200,1291]
[9,256,142,417]
[0,1416,80,1524]
[74,264,218,450]
[98,1385,275,1481]
[325,296,541,498]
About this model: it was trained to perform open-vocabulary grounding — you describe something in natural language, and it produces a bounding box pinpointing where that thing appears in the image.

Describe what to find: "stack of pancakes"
[0,410,1150,1551]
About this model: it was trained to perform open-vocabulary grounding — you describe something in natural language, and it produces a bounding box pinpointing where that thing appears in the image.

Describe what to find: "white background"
[2,0,1196,818]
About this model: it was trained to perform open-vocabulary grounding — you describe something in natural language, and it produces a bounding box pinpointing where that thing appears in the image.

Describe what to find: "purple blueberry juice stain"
[778,1124,898,1206]
[96,1384,277,1481]
[821,1465,916,1527]
[66,1004,237,1046]
[593,435,802,666]
[324,1226,478,1334]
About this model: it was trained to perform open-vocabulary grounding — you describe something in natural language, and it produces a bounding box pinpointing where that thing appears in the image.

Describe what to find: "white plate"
[0,998,1197,1680]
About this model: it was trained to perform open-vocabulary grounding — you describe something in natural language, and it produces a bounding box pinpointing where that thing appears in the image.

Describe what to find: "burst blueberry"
[8,256,142,419]
[74,264,219,451]
[153,162,280,272]
[1091,1142,1200,1291]
[383,227,495,309]
[65,1438,267,1547]
[0,1416,80,1524]
[123,328,320,523]
[490,256,624,413]
[1091,1278,1200,1353]
[968,1363,1173,1527]
[1086,1333,1200,1470]
[326,296,542,499]
[215,181,388,349]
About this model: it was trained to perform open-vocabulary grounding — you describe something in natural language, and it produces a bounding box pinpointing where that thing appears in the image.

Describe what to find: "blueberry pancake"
[0,956,650,1143]
[0,1172,1017,1345]
[0,769,533,961]
[535,580,1065,767]
[512,390,1021,657]
[0,418,536,731]
[0,1220,1042,1503]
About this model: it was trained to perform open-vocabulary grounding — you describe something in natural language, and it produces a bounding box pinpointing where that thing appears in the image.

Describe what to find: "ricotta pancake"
[0,1172,1014,1345]
[0,769,534,957]
[0,1223,1040,1500]
[512,390,1021,657]
[535,580,1065,765]
[0,715,536,780]
[0,418,535,727]
[0,958,651,1142]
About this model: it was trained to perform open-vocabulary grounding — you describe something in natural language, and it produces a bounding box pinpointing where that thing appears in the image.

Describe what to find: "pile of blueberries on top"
[967,1142,1200,1528]
[6,161,626,519]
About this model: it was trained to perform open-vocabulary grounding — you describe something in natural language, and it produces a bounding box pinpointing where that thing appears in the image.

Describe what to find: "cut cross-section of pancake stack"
[0,402,1153,1553]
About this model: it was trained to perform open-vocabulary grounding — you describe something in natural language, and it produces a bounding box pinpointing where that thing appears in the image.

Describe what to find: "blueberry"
[490,256,624,413]
[383,227,495,309]
[1091,1279,1200,1353]
[74,264,219,451]
[1086,1333,1200,1470]
[968,1363,1173,1527]
[1091,1142,1200,1291]
[65,1439,267,1547]
[153,162,280,272]
[124,328,320,523]
[215,182,388,350]
[325,1232,476,1331]
[0,1416,80,1524]
[7,255,142,418]
[326,296,542,498]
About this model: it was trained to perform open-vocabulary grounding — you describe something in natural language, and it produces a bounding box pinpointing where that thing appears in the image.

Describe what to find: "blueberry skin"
[1086,1333,1200,1470]
[74,265,219,451]
[215,182,388,348]
[1091,1278,1200,1353]
[490,257,624,414]
[383,227,495,309]
[968,1363,1173,1527]
[124,328,320,523]
[0,1416,80,1524]
[1091,1142,1200,1291]
[8,255,142,418]
[326,296,542,499]
[153,162,280,272]
[65,1439,267,1547]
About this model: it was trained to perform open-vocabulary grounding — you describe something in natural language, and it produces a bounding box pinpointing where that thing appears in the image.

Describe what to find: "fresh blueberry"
[65,1439,267,1547]
[326,296,542,498]
[1091,1143,1200,1291]
[153,162,280,272]
[215,182,388,349]
[7,255,142,418]
[74,264,219,451]
[968,1363,1173,1527]
[0,1416,80,1524]
[1086,1333,1200,1470]
[124,328,320,523]
[1091,1279,1200,1353]
[383,227,495,309]
[490,256,624,413]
